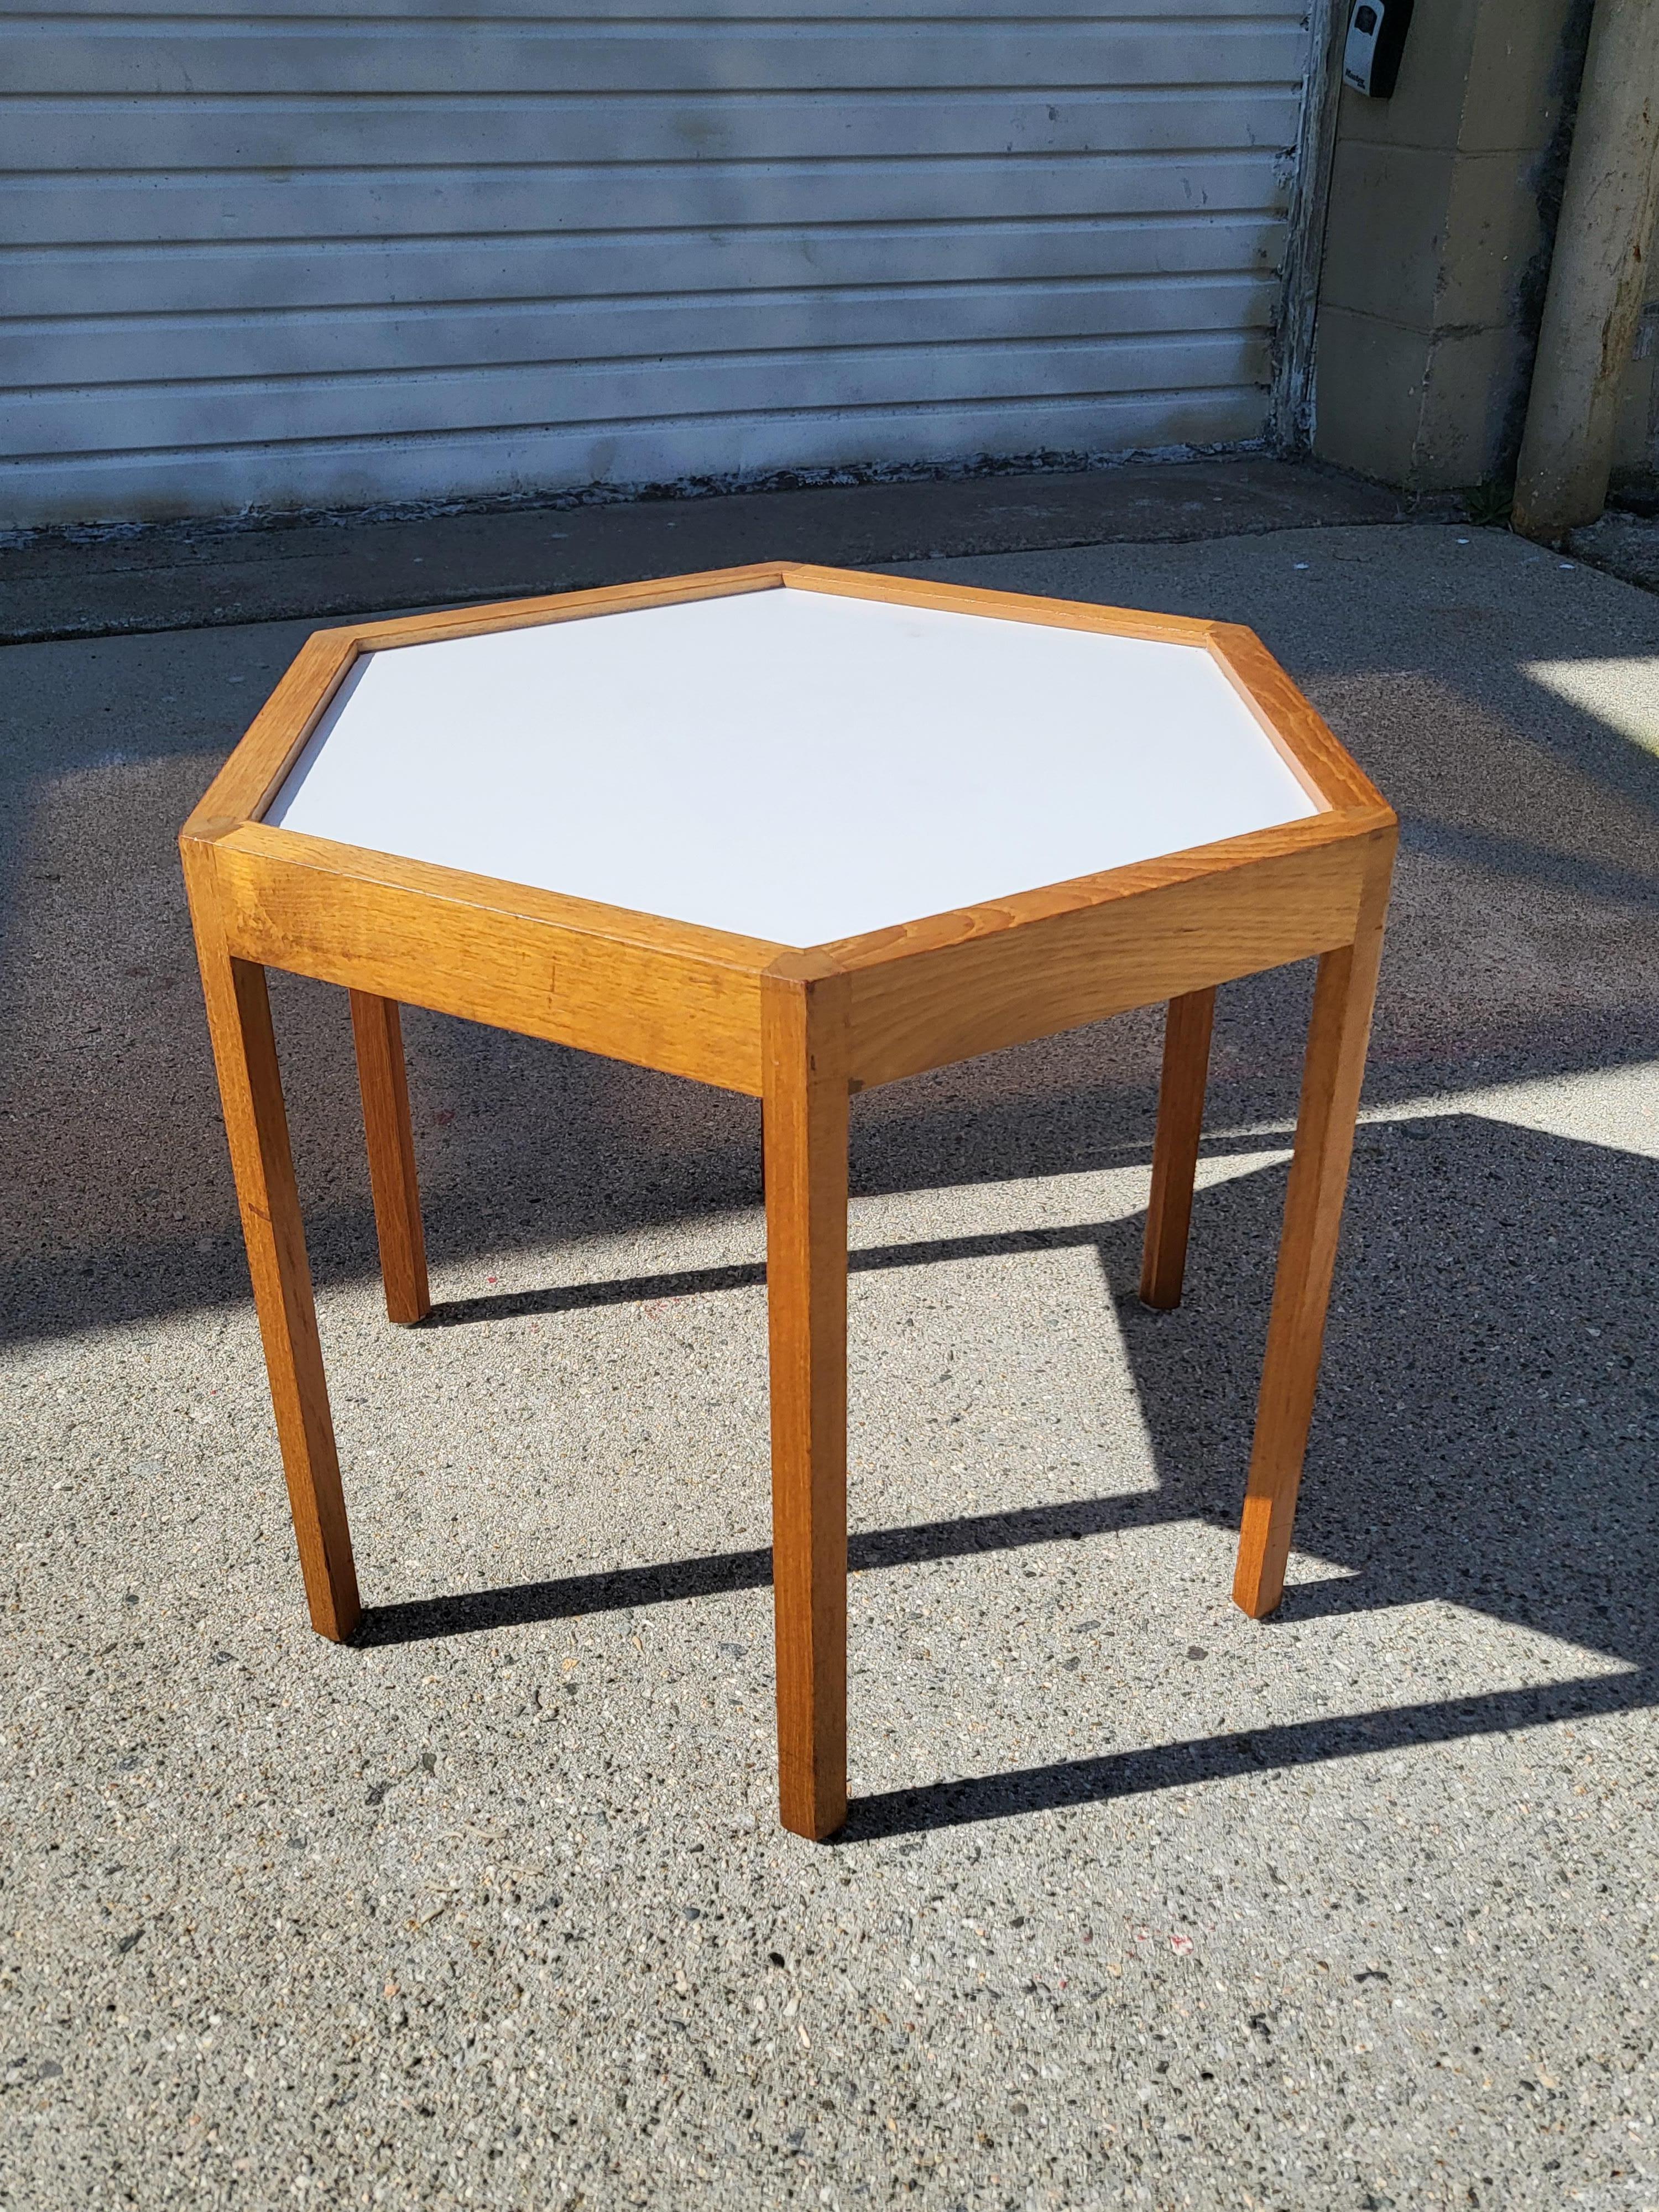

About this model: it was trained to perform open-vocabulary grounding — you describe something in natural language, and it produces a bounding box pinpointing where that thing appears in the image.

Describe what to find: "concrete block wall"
[1313,0,1592,492]
[1608,207,1659,496]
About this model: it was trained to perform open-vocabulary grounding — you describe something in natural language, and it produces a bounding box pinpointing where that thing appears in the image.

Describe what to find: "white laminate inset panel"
[266,585,1316,946]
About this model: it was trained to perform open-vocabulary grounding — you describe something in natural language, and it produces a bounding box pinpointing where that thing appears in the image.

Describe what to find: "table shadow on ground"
[357,1111,1656,1834]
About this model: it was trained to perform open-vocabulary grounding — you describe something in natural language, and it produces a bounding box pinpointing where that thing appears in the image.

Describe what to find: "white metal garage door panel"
[0,0,1312,524]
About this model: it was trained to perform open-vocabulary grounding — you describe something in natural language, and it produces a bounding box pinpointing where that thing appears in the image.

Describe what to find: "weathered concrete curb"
[0,457,1406,645]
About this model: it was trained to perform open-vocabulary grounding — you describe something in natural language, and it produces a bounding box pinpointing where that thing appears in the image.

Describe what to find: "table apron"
[200,826,1380,1102]
[208,838,766,1095]
[843,832,1377,1088]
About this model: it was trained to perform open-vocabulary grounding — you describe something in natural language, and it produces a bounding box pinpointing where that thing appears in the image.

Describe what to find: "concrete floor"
[2,514,1656,2209]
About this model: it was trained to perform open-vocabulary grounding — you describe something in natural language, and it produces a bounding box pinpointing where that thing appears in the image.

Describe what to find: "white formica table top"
[267,584,1317,947]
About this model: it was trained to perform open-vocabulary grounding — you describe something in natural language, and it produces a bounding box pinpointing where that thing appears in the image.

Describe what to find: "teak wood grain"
[762,956,851,1841]
[349,991,430,1327]
[775,561,1218,646]
[1232,832,1398,1620]
[202,822,779,1095]
[1206,624,1387,815]
[348,561,789,654]
[182,839,361,1642]
[1140,986,1216,1312]
[835,825,1385,1089]
[187,624,362,830]
[181,559,1401,1841]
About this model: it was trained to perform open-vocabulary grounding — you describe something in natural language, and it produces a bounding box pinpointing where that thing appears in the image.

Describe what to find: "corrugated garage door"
[1,0,1316,526]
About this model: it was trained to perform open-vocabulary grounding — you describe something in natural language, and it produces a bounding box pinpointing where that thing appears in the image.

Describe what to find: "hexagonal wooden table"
[181,562,1396,1840]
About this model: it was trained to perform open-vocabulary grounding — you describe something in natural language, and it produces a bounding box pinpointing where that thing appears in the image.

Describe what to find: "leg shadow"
[838,1110,1658,1835]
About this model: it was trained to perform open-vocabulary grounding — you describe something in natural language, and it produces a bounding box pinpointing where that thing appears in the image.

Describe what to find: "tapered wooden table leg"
[185,850,361,1642]
[1140,986,1215,1311]
[349,990,430,1325]
[1233,844,1395,1619]
[762,956,851,1840]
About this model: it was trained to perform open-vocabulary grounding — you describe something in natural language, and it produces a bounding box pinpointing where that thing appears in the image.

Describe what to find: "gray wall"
[1,0,1316,526]
[1313,0,1590,492]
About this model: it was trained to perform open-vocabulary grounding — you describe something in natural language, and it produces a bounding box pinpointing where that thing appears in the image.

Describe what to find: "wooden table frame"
[181,562,1396,1841]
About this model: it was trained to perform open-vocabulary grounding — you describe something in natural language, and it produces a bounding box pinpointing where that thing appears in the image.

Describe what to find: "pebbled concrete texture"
[2,519,1657,2209]
[1571,508,1659,597]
